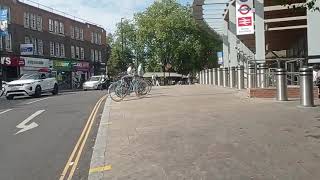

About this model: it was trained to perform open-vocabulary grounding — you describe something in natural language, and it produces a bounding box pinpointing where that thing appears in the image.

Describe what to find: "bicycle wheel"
[134,79,148,97]
[108,81,128,102]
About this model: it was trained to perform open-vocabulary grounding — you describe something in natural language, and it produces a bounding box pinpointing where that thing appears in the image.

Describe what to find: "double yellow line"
[59,95,107,180]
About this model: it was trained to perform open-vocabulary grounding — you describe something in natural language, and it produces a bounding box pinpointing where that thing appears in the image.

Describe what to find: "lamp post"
[120,18,124,65]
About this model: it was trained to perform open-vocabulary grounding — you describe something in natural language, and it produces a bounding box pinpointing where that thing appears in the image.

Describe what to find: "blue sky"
[33,0,193,33]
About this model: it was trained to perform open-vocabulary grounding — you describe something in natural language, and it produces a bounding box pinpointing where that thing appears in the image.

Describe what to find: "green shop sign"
[53,60,72,71]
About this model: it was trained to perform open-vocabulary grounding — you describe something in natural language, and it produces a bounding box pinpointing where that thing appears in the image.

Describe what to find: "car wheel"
[98,85,103,90]
[34,86,42,98]
[52,84,59,95]
[84,89,88,91]
[6,95,14,100]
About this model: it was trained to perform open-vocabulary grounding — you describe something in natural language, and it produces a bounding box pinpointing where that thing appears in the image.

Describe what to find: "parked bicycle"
[108,74,151,102]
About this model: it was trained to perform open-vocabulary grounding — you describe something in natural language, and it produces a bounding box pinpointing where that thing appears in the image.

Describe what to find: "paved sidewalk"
[89,85,320,180]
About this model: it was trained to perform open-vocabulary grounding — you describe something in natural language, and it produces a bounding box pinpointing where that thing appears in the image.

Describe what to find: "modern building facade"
[0,0,108,89]
[193,0,320,71]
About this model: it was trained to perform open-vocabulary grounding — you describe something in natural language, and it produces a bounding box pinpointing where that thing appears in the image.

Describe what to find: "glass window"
[75,27,80,40]
[98,51,102,61]
[70,26,74,39]
[76,46,80,59]
[54,20,59,33]
[49,19,54,32]
[71,46,75,59]
[25,36,30,44]
[5,33,12,51]
[30,13,37,29]
[24,12,30,28]
[91,32,94,43]
[95,50,98,62]
[38,39,43,55]
[32,38,37,55]
[80,29,84,40]
[60,44,65,57]
[50,42,55,56]
[91,49,94,61]
[0,36,3,50]
[36,16,42,31]
[59,22,64,34]
[98,34,102,45]
[94,32,98,44]
[55,42,60,57]
[80,47,84,60]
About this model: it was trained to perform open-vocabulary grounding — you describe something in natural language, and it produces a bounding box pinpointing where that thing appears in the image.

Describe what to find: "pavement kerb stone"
[88,96,112,180]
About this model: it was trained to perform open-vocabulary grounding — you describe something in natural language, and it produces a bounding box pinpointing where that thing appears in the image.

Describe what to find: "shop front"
[52,60,73,90]
[20,57,50,76]
[72,61,90,89]
[0,56,25,81]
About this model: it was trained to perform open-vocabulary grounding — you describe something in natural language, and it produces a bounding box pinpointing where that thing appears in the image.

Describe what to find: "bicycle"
[0,82,7,97]
[108,75,149,102]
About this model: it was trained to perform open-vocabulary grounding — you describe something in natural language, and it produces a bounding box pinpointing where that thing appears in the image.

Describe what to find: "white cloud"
[26,0,191,33]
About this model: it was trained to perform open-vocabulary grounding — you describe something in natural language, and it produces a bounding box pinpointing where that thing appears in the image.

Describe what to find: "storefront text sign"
[1,57,25,67]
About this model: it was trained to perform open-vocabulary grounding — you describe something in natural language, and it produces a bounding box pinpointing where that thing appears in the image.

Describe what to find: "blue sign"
[0,9,8,36]
[217,52,223,65]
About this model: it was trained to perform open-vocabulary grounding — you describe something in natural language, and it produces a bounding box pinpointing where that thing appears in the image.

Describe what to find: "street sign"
[236,0,254,35]
[0,9,8,36]
[20,44,34,55]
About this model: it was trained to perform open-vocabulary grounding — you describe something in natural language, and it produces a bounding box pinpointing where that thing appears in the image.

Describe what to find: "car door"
[39,74,49,91]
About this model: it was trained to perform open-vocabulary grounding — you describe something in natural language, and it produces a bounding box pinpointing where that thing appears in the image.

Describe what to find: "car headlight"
[23,82,35,86]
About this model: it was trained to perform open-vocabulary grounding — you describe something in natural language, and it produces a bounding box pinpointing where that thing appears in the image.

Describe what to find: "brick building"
[0,0,109,89]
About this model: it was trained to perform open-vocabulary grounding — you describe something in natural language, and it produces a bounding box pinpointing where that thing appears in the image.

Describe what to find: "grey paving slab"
[90,85,320,180]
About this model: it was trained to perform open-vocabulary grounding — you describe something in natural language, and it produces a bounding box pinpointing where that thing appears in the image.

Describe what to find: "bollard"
[223,67,229,87]
[248,64,256,88]
[237,65,245,89]
[230,67,236,88]
[204,70,207,84]
[206,69,210,85]
[276,68,288,101]
[209,69,213,85]
[200,71,203,84]
[213,68,218,86]
[259,63,268,88]
[257,64,261,88]
[218,68,223,86]
[299,68,314,107]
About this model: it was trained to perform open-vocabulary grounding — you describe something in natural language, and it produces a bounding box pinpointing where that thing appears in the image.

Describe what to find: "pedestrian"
[313,65,320,98]
[152,74,156,86]
[127,63,135,76]
[187,73,191,85]
[137,63,144,77]
[155,74,160,86]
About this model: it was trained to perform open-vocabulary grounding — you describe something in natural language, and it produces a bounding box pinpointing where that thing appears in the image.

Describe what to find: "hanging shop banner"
[0,9,8,36]
[20,44,34,55]
[236,0,254,35]
[217,52,224,65]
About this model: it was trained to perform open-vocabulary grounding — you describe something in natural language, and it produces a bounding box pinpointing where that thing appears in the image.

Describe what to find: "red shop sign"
[73,61,90,71]
[0,57,25,67]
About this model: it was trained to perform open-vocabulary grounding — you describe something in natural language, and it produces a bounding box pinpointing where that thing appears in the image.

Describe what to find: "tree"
[108,0,222,78]
[275,0,319,11]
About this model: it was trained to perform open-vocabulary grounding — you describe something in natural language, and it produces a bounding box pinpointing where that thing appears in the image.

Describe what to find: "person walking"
[155,74,160,86]
[313,65,320,98]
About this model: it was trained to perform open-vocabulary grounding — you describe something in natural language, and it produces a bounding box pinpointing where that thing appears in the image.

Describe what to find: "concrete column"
[254,0,266,61]
[213,68,218,86]
[223,68,229,87]
[209,69,213,85]
[218,68,223,86]
[228,3,238,67]
[307,0,320,63]
[230,67,236,88]
[223,20,229,66]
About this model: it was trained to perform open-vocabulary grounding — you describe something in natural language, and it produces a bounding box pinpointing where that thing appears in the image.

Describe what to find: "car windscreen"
[89,77,101,81]
[20,74,40,80]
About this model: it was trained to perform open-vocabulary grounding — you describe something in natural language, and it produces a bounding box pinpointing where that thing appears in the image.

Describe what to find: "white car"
[5,73,59,100]
[83,75,108,91]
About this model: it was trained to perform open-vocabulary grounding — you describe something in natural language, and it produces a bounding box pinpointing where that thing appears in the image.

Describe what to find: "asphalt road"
[0,90,107,180]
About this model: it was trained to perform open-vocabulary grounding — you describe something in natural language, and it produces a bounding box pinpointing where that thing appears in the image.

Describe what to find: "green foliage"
[108,0,222,77]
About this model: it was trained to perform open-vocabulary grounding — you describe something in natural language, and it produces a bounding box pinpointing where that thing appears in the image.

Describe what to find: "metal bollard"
[248,64,256,88]
[257,64,261,88]
[218,68,223,86]
[230,67,236,88]
[209,69,213,85]
[237,65,245,89]
[200,71,203,84]
[213,68,218,86]
[299,68,314,107]
[223,67,229,87]
[204,70,207,84]
[259,63,268,88]
[276,68,288,101]
[206,69,210,85]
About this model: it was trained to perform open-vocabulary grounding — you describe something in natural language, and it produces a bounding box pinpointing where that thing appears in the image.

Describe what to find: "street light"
[120,18,125,64]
